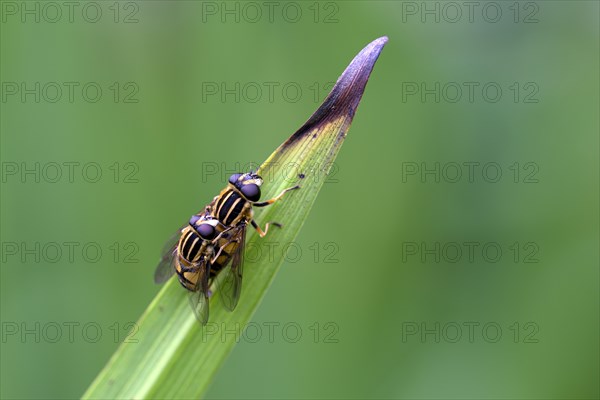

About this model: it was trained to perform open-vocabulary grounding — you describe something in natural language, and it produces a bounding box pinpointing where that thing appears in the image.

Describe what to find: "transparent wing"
[188,258,211,325]
[154,227,185,284]
[219,222,246,311]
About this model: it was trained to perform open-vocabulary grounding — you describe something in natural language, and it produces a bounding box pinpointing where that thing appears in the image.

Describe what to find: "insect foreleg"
[253,185,300,207]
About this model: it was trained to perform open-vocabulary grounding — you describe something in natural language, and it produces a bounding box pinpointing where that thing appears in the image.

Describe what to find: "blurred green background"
[1,1,598,399]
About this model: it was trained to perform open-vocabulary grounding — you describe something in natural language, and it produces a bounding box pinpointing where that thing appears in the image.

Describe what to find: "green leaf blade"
[83,36,387,400]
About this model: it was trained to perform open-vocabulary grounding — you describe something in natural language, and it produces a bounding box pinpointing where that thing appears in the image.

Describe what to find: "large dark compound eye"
[241,183,261,201]
[196,223,216,240]
[228,173,242,185]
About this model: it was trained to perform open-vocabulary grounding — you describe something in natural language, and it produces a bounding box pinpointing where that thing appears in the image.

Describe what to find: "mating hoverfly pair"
[154,172,299,324]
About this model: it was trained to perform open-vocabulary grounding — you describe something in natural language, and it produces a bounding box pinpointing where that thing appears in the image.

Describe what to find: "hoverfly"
[154,211,228,324]
[155,172,299,324]
[209,172,299,235]
[204,172,299,309]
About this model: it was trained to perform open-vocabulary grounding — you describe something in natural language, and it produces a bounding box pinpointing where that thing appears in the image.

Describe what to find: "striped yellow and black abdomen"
[175,258,200,291]
[209,242,237,276]
[207,223,239,277]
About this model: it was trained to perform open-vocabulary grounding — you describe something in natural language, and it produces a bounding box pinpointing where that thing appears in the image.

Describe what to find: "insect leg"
[253,185,300,207]
[211,225,234,244]
[251,219,282,238]
[210,239,239,264]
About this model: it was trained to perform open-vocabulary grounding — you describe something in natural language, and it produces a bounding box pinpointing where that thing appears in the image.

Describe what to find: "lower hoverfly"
[154,211,227,324]
[155,172,299,324]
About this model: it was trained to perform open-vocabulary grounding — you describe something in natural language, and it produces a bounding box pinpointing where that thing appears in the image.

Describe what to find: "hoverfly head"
[227,172,263,201]
[237,172,262,202]
[189,214,218,240]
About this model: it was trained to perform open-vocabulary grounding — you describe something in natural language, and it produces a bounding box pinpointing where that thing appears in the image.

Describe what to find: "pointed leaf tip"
[282,36,388,146]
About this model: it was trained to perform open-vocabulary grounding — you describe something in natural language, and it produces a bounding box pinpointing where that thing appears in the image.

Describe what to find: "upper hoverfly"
[155,172,299,324]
